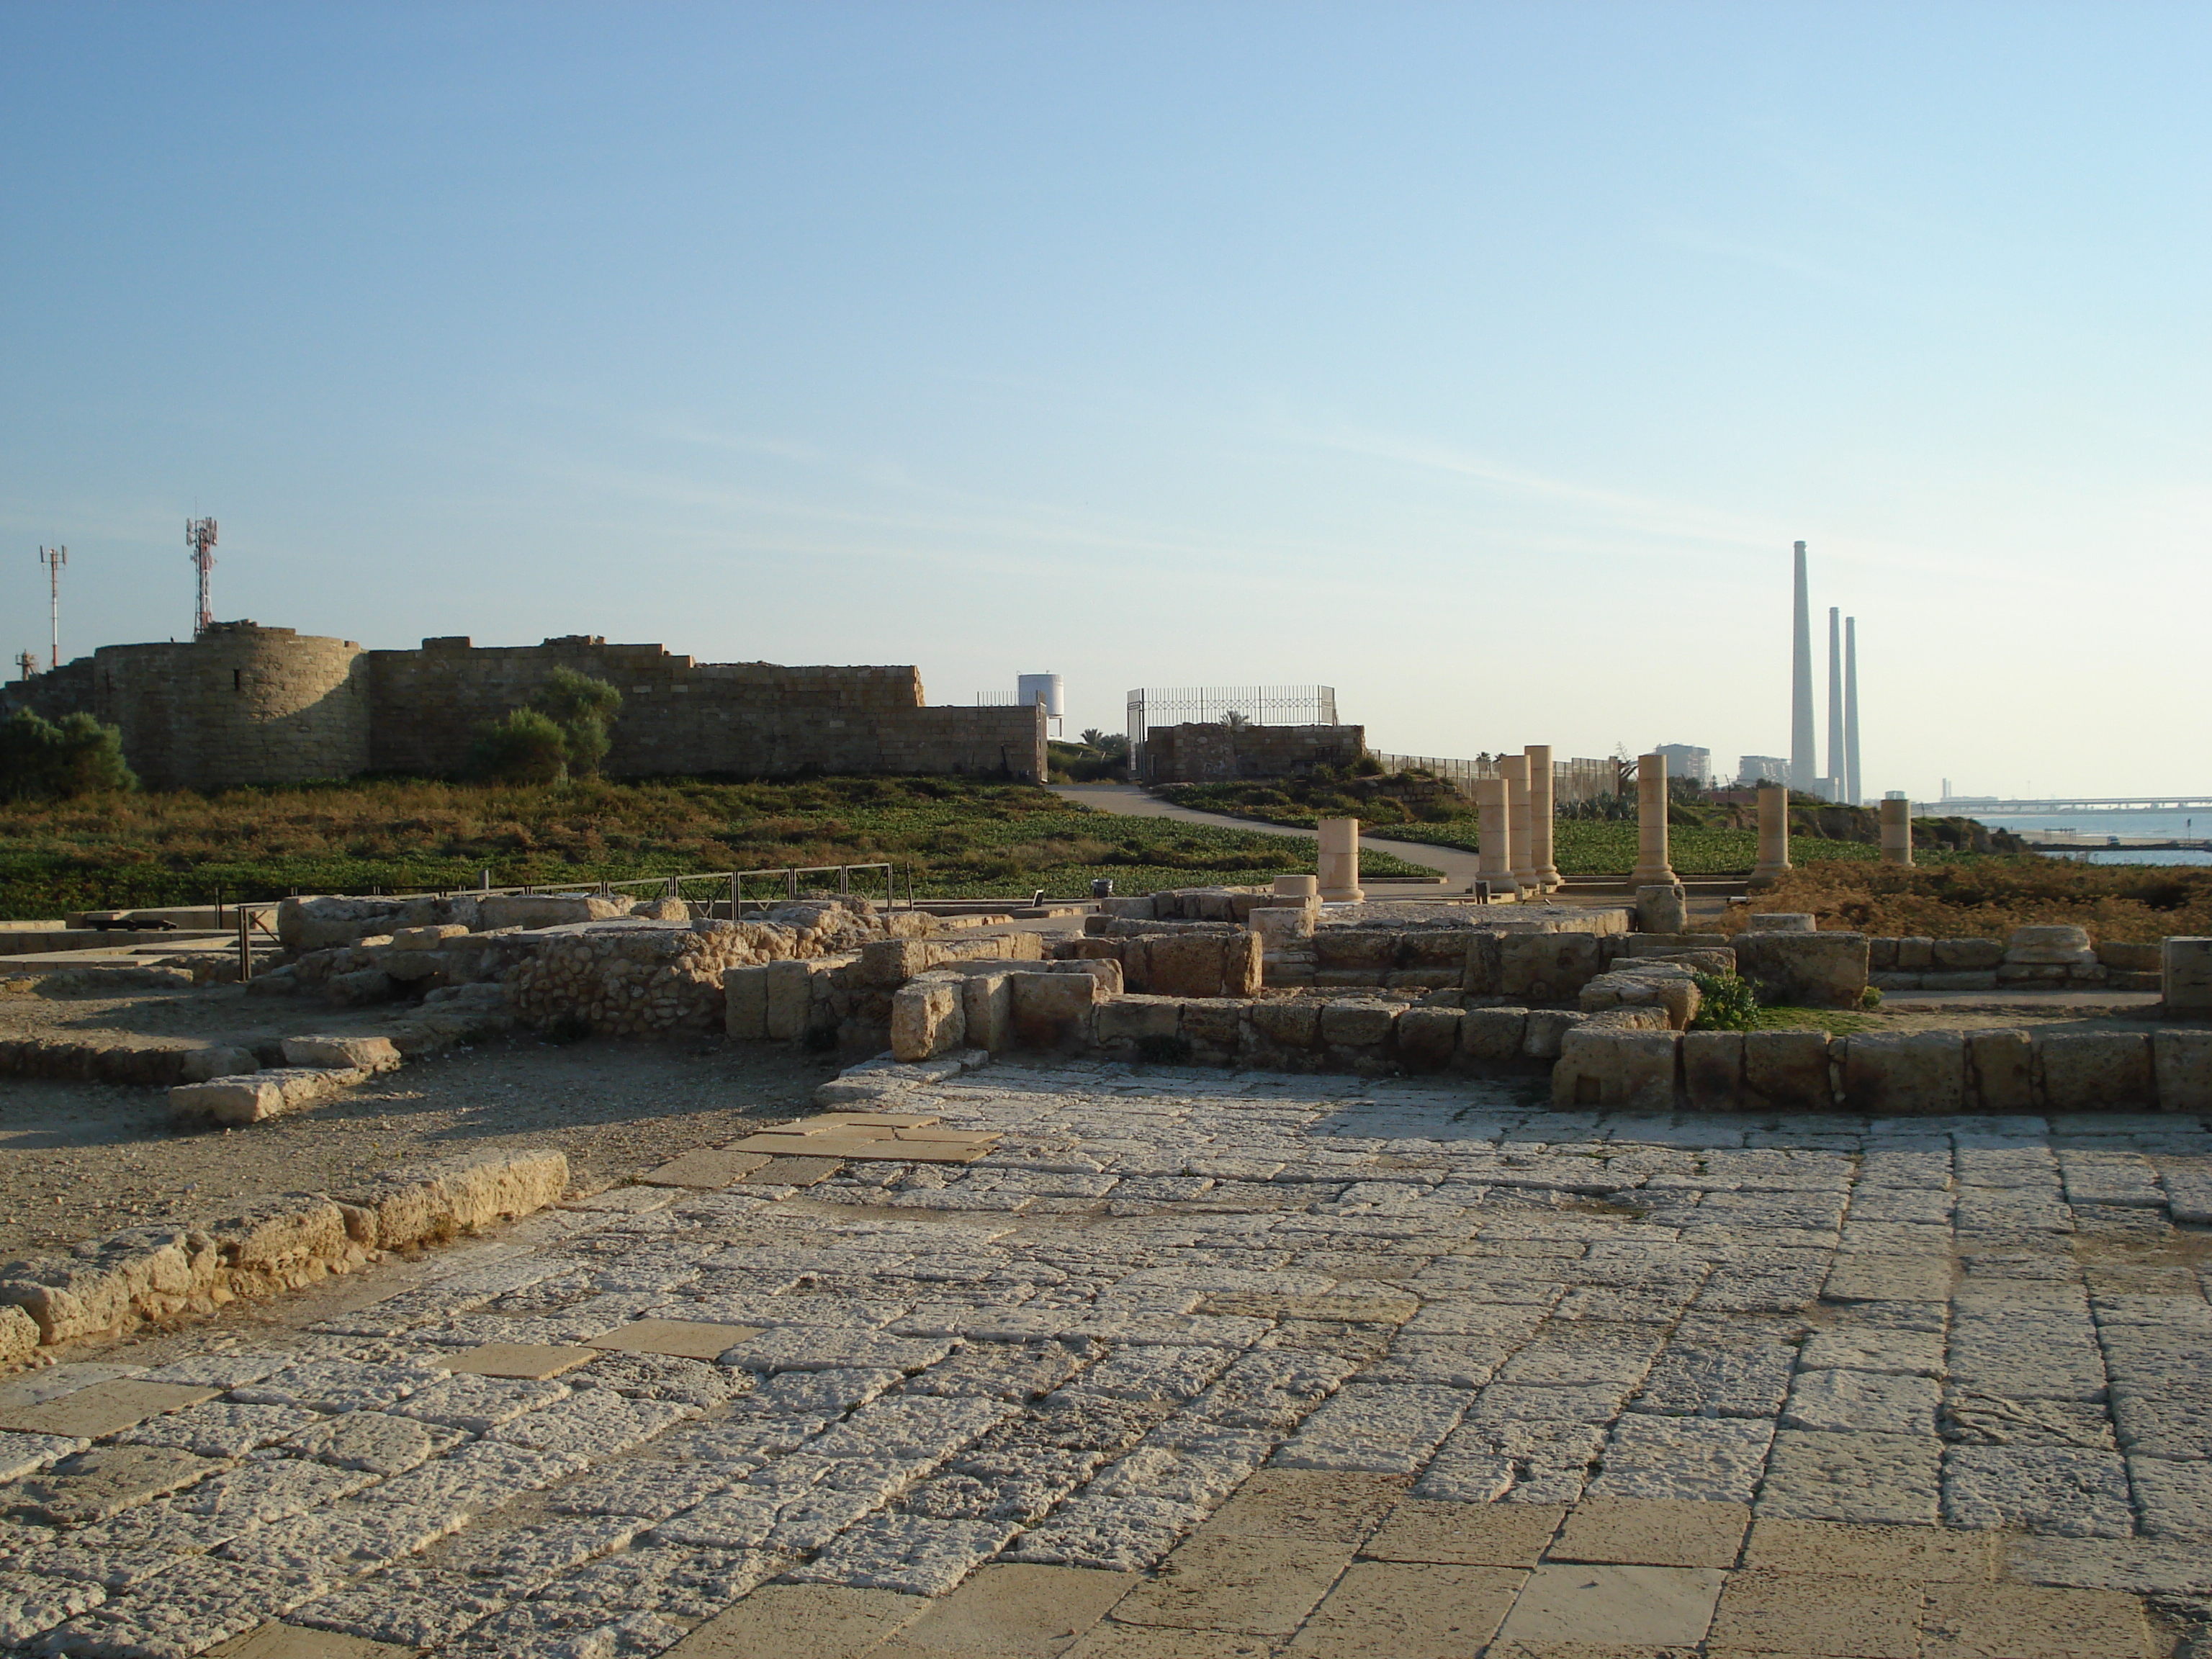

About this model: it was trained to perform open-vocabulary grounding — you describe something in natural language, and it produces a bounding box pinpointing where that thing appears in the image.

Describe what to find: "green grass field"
[0,775,1442,918]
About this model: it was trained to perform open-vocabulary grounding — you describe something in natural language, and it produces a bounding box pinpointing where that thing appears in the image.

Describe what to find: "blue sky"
[3,2,2205,798]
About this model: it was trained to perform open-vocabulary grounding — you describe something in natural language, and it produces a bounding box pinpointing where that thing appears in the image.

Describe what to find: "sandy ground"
[0,981,841,1257]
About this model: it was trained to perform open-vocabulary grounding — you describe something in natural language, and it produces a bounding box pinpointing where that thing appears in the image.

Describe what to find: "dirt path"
[1053,781,1489,888]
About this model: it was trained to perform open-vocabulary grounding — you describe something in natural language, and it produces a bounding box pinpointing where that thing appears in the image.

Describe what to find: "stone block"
[1274,875,1319,899]
[170,1066,364,1126]
[1636,887,1689,935]
[1839,1032,1966,1115]
[1521,1008,1585,1059]
[1396,1007,1462,1071]
[1094,995,1181,1046]
[1931,938,2004,970]
[961,973,1012,1054]
[390,923,471,950]
[372,948,445,982]
[2095,940,2161,972]
[1250,907,1316,950]
[1968,1028,2033,1112]
[2036,1032,2154,1112]
[1249,999,1321,1048]
[1553,1029,1680,1110]
[1743,1030,1833,1109]
[1892,936,1932,971]
[1734,932,1868,1010]
[476,894,626,930]
[1179,998,1246,1049]
[1101,896,1156,920]
[1744,912,1816,932]
[1681,1030,1744,1110]
[1224,932,1263,997]
[1499,933,1603,1001]
[1463,932,1503,995]
[1055,958,1125,999]
[1008,972,1097,1048]
[1997,962,2069,984]
[1869,972,1923,992]
[1319,999,1397,1048]
[1460,1007,1529,1062]
[1314,930,1395,970]
[2006,925,2095,965]
[1144,934,1232,999]
[2154,1031,2212,1113]
[763,959,814,1041]
[856,938,938,988]
[724,965,769,1040]
[1920,971,1999,992]
[281,1035,402,1074]
[324,968,395,1006]
[891,982,965,1064]
[2109,969,2162,993]
[1868,938,1897,971]
[179,1046,259,1084]
[2165,938,2212,1015]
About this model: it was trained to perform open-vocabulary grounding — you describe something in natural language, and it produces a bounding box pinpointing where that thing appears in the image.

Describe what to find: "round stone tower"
[94,622,369,791]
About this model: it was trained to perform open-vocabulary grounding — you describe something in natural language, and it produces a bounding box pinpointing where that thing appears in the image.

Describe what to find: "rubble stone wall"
[14,624,1044,788]
[92,624,371,790]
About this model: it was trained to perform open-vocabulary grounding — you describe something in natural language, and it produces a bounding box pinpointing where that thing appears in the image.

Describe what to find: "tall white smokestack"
[1827,606,1845,801]
[1845,616,1861,806]
[1789,541,1815,792]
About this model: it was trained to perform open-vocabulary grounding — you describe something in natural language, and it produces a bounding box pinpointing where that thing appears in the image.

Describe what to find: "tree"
[0,709,136,801]
[533,668,624,778]
[469,709,570,784]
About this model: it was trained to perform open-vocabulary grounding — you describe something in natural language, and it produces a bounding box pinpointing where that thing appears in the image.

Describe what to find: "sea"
[1967,808,2212,868]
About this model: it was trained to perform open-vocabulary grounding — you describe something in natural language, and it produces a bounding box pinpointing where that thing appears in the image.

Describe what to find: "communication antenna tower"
[37,545,66,673]
[14,650,37,683]
[186,518,218,635]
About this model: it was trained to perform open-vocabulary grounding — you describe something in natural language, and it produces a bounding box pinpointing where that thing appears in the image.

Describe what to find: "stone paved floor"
[0,1061,2207,1657]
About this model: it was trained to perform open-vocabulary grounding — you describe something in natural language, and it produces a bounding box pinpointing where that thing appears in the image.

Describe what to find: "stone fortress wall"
[6,622,1046,790]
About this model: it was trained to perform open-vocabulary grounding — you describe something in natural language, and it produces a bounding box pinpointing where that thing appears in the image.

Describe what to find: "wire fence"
[1368,752,1620,804]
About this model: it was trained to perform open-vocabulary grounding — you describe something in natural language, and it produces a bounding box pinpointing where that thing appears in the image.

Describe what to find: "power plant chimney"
[1844,616,1861,806]
[1826,606,1845,801]
[1789,541,1815,792]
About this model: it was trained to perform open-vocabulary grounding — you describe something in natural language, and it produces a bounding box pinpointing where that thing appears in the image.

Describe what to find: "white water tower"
[1017,673,1064,735]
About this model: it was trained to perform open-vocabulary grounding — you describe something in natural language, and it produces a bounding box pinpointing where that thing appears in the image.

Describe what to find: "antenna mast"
[186,518,218,635]
[37,545,66,672]
[14,651,37,683]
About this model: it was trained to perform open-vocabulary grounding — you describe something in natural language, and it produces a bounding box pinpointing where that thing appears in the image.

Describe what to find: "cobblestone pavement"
[1,1062,2207,1656]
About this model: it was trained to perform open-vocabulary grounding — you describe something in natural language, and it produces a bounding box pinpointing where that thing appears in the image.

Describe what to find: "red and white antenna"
[37,544,66,672]
[186,518,218,635]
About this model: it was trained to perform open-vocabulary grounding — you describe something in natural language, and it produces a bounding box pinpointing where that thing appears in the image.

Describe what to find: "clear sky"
[3,2,2205,800]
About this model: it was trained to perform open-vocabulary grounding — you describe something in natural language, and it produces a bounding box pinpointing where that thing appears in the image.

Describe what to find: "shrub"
[470,709,570,783]
[1689,971,1761,1031]
[534,667,624,779]
[0,709,136,801]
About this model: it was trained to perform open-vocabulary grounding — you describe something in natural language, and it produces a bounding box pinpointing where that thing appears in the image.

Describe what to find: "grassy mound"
[0,775,1449,919]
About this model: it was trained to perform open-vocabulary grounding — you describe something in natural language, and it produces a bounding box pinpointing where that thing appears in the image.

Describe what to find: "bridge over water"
[1920,795,2212,814]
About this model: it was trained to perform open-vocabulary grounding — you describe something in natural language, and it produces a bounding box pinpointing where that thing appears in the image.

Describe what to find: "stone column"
[1879,794,1915,866]
[1526,744,1559,890]
[1316,817,1364,903]
[1500,755,1537,891]
[1632,752,1678,888]
[1474,779,1515,894]
[1750,784,1792,889]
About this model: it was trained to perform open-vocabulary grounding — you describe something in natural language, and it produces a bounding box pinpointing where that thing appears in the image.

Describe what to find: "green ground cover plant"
[0,775,1439,918]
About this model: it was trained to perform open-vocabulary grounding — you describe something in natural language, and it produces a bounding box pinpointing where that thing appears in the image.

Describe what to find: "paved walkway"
[1051,783,1490,891]
[0,1064,2203,1655]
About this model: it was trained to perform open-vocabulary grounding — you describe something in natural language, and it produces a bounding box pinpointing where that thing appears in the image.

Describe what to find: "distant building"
[1654,743,1712,786]
[1738,755,1789,786]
